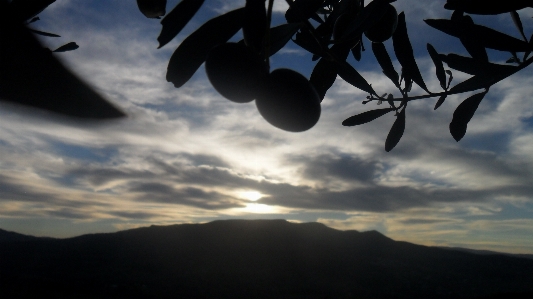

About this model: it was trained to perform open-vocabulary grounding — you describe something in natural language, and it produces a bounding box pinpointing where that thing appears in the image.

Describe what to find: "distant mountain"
[1,219,533,299]
[0,228,43,243]
[437,246,533,260]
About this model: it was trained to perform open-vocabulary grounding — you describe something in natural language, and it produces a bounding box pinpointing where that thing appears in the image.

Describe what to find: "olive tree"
[2,0,533,151]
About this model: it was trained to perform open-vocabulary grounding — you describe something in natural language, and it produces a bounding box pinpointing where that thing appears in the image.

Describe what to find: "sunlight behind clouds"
[1,0,533,253]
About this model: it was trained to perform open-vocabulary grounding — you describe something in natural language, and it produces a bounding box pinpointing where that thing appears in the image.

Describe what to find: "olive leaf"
[351,40,362,61]
[444,0,533,15]
[53,42,78,52]
[336,61,376,96]
[434,95,446,110]
[243,0,267,53]
[0,21,124,119]
[440,53,518,76]
[285,0,325,23]
[166,8,245,88]
[372,42,399,87]
[427,44,446,90]
[385,108,405,152]
[157,0,205,49]
[292,29,324,57]
[267,23,302,56]
[137,0,167,19]
[342,108,395,126]
[393,12,429,93]
[456,15,488,62]
[310,58,338,101]
[28,17,40,24]
[308,43,351,102]
[340,0,389,41]
[28,28,60,37]
[510,10,527,41]
[7,0,55,22]
[449,91,487,141]
[424,19,531,52]
[448,65,516,94]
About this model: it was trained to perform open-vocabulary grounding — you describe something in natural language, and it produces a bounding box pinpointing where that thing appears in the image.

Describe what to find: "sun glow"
[238,190,263,201]
[242,203,278,214]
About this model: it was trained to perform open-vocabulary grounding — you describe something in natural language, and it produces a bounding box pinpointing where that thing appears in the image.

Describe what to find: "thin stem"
[384,55,533,102]
[265,0,275,70]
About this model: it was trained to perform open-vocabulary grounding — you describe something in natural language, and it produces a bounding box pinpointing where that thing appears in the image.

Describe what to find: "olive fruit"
[364,4,398,43]
[256,69,321,132]
[205,42,268,103]
[136,0,166,18]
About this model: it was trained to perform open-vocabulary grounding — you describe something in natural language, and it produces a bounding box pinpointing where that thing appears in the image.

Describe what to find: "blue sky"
[1,0,533,254]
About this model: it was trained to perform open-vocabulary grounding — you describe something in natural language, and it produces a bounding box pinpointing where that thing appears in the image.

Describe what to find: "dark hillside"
[1,219,533,299]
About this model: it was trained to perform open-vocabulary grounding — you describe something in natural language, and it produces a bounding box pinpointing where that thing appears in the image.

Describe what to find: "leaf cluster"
[4,0,533,151]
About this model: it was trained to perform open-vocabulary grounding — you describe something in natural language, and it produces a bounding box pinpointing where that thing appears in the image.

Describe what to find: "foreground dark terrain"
[1,219,533,299]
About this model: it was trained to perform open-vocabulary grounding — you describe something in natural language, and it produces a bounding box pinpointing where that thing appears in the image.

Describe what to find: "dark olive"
[256,69,321,132]
[364,4,398,43]
[205,42,268,103]
[136,0,166,18]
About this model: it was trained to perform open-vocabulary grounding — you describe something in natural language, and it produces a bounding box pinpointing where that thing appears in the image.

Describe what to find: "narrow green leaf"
[307,43,350,101]
[457,15,488,62]
[0,21,125,119]
[385,108,405,152]
[449,91,487,141]
[351,40,362,61]
[292,29,324,57]
[424,19,531,52]
[444,0,532,15]
[447,61,518,93]
[310,58,338,101]
[268,23,301,56]
[510,10,527,41]
[28,28,60,37]
[166,8,245,88]
[342,108,395,126]
[427,44,446,90]
[449,75,491,93]
[137,0,167,18]
[440,53,518,76]
[393,12,429,93]
[434,95,446,110]
[372,42,399,87]
[336,61,376,95]
[52,42,79,52]
[157,0,205,49]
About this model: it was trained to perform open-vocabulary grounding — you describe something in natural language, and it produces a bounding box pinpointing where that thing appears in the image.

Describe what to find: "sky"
[1,0,533,254]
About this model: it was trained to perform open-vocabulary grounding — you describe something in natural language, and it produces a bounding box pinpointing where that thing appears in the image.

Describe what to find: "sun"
[239,191,263,201]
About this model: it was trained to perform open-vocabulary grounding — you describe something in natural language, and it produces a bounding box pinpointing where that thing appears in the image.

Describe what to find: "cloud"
[2,0,533,253]
[129,183,244,210]
[287,152,381,184]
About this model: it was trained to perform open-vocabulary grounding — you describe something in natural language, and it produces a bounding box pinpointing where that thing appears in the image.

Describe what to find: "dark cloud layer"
[129,183,243,210]
[287,153,381,184]
[49,150,533,213]
[0,174,63,204]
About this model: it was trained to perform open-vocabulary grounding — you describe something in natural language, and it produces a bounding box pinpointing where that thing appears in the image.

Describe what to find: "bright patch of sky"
[1,0,533,254]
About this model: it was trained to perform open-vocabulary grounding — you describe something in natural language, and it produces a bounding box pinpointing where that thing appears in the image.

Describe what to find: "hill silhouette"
[1,219,533,299]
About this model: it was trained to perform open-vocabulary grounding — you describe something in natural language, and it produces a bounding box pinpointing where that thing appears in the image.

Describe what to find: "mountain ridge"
[1,219,533,299]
